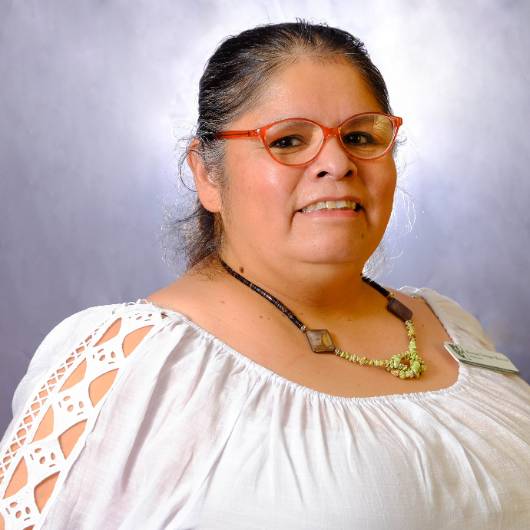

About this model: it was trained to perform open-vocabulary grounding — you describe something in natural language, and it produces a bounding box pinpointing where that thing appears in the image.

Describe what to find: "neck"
[215,248,385,322]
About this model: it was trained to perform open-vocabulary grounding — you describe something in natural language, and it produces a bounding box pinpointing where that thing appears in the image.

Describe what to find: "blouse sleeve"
[0,302,155,530]
[417,286,497,351]
[9,306,120,421]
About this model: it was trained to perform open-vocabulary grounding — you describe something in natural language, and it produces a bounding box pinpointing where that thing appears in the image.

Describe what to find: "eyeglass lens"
[265,114,395,165]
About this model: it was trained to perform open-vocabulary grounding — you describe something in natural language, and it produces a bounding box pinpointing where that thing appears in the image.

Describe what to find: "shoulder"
[395,285,496,350]
[11,304,117,417]
[0,299,179,524]
[10,300,166,419]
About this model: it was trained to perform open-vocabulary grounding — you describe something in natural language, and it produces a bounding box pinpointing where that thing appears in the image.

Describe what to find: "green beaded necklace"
[219,258,426,380]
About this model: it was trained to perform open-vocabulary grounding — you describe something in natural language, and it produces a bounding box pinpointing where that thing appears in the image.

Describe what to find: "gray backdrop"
[1,0,529,434]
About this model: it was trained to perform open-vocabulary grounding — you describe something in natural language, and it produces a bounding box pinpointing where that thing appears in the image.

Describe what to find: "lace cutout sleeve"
[0,302,163,530]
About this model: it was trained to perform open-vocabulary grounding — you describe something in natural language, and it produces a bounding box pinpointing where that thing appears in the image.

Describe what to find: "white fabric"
[1,286,529,529]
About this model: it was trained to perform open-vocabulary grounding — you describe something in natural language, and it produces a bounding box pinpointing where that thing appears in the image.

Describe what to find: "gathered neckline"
[130,286,469,405]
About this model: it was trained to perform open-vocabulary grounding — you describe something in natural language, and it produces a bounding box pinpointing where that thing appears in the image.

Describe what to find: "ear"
[187,139,222,213]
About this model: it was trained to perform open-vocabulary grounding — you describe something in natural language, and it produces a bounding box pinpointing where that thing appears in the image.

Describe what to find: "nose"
[311,134,357,179]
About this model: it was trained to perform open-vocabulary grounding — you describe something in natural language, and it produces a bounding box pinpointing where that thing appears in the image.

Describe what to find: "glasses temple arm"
[217,130,260,139]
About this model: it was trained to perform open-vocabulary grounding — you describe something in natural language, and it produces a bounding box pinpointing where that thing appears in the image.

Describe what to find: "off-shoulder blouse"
[1,286,529,529]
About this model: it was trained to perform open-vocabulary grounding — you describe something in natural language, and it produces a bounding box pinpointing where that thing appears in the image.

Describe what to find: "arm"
[0,306,154,530]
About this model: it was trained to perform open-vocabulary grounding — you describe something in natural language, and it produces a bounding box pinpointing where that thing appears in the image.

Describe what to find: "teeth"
[301,200,360,213]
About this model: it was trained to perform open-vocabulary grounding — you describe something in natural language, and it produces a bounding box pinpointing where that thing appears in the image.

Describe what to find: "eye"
[269,135,305,149]
[342,132,375,145]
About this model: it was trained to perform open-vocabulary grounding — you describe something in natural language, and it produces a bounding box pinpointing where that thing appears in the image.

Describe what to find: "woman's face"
[215,57,397,271]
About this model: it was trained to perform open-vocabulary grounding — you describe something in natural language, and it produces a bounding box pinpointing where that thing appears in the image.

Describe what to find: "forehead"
[231,57,383,128]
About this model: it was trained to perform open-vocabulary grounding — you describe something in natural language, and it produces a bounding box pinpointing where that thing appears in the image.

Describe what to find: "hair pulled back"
[169,20,393,272]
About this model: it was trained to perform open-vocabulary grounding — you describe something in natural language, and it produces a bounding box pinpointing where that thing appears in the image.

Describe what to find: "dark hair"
[163,20,394,273]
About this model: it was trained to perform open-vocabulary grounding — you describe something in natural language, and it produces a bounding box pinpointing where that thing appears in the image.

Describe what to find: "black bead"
[387,297,413,322]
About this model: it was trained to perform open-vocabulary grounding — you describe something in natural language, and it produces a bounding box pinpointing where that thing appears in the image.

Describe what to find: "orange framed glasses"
[216,112,403,167]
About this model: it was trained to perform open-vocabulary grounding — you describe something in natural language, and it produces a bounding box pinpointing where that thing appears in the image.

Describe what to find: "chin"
[292,240,372,263]
[296,250,368,267]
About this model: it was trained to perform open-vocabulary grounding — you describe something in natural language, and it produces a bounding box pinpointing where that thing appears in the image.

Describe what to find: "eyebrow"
[254,111,383,128]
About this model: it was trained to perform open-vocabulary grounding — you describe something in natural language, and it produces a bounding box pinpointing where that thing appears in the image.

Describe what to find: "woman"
[1,21,529,530]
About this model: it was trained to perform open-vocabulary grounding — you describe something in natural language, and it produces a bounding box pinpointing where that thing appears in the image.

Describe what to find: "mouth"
[296,199,363,214]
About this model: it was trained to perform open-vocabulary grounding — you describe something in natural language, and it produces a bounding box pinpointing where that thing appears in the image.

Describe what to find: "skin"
[190,56,397,323]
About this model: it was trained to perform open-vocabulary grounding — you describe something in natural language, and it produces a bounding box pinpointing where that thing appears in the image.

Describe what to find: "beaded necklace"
[219,258,426,379]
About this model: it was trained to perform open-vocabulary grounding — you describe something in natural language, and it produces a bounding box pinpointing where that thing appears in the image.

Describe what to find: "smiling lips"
[298,198,363,214]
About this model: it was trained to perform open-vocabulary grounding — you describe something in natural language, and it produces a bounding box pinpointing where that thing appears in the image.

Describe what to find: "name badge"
[444,342,519,374]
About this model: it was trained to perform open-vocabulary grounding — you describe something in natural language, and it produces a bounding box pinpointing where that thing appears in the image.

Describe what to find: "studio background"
[1,0,529,433]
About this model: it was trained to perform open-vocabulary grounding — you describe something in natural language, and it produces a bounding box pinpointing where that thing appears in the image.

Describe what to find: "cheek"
[365,160,397,222]
[224,146,299,221]
[373,159,397,201]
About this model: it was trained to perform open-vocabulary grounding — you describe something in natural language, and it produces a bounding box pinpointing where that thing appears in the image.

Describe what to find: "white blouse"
[1,286,529,530]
